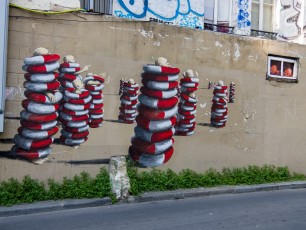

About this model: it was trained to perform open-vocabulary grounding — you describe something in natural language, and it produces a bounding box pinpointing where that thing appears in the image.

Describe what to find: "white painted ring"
[18,126,58,140]
[11,145,52,159]
[22,99,59,114]
[22,62,60,73]
[13,134,53,150]
[24,54,60,65]
[24,81,60,92]
[24,73,59,83]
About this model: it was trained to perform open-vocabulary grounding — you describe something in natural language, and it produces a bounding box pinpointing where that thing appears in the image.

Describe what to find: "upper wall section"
[10,0,81,11]
[6,7,306,81]
[9,0,306,44]
[3,7,306,178]
[113,0,205,29]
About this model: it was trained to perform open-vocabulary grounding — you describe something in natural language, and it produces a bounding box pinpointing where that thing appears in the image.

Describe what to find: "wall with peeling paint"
[113,0,204,29]
[1,7,306,182]
[10,0,80,11]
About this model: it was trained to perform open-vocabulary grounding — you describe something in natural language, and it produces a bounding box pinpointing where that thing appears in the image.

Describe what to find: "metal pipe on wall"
[0,0,9,132]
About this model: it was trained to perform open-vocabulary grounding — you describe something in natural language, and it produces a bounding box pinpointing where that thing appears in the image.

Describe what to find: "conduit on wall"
[0,0,9,132]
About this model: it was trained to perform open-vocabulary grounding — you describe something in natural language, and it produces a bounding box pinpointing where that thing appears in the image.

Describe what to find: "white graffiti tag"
[279,0,302,40]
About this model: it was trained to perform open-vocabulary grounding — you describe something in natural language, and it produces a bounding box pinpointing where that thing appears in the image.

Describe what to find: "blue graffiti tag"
[117,0,148,18]
[116,0,204,21]
[114,10,133,19]
[237,0,251,28]
[179,15,202,29]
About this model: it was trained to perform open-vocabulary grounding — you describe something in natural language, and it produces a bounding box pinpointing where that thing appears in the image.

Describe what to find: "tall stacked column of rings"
[119,79,124,95]
[59,79,91,146]
[12,48,61,160]
[211,81,228,128]
[175,70,199,136]
[118,80,139,124]
[84,74,105,128]
[129,58,179,167]
[229,82,235,103]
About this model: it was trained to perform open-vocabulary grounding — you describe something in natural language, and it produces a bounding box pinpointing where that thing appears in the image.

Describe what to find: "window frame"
[251,0,275,32]
[267,55,299,83]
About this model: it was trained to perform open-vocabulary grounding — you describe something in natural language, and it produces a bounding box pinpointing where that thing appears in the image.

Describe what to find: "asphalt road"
[1,188,306,230]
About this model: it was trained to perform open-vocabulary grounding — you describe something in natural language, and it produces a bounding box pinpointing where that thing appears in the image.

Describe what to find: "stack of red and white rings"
[58,62,82,91]
[118,81,139,124]
[229,82,235,103]
[208,81,213,89]
[119,79,124,95]
[129,64,180,167]
[84,75,105,128]
[11,53,61,160]
[211,83,228,128]
[176,85,181,98]
[175,76,199,136]
[59,88,91,146]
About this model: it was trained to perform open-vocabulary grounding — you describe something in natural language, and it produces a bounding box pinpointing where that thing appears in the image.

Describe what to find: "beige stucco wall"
[1,7,306,182]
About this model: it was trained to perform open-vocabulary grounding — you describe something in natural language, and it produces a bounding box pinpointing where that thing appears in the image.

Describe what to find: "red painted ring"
[129,145,174,167]
[24,54,60,65]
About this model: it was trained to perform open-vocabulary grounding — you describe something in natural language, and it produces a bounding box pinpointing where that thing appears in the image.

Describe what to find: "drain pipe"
[0,0,9,132]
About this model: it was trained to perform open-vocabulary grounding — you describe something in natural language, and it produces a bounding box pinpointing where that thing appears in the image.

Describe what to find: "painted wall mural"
[118,79,139,124]
[229,82,235,103]
[113,0,205,29]
[84,74,105,128]
[12,48,61,162]
[58,56,91,146]
[175,69,198,136]
[233,0,251,35]
[210,81,228,128]
[129,57,179,167]
[277,0,304,43]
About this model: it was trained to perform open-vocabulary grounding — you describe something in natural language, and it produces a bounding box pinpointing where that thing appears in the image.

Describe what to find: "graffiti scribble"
[278,0,302,40]
[113,0,204,29]
[237,0,251,29]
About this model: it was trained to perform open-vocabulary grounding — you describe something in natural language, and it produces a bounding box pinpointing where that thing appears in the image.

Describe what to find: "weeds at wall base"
[0,165,305,206]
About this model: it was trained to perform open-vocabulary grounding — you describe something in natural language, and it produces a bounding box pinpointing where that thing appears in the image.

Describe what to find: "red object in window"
[284,68,293,77]
[270,65,280,75]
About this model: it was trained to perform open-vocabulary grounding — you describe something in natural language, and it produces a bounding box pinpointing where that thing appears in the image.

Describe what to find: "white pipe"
[229,0,233,27]
[259,0,264,30]
[214,0,218,26]
[0,0,9,132]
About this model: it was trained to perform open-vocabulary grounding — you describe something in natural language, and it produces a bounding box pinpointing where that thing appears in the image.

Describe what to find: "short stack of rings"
[176,85,181,98]
[118,81,139,124]
[211,84,228,128]
[129,64,180,167]
[229,82,235,103]
[58,62,82,92]
[175,76,199,136]
[208,81,213,89]
[12,53,61,160]
[84,75,105,128]
[119,79,124,95]
[59,88,91,146]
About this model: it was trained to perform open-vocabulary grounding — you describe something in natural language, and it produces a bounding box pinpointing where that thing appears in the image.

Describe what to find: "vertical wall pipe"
[0,0,9,132]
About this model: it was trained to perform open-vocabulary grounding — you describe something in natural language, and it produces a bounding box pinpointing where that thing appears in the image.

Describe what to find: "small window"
[267,55,299,83]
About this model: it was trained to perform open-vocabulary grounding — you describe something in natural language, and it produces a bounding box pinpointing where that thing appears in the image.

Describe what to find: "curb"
[132,181,306,203]
[0,198,112,217]
[1,181,306,217]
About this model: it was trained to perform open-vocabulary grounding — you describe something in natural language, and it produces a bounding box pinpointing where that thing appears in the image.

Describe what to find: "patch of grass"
[0,165,305,206]
[127,164,306,195]
[0,168,112,206]
[0,176,47,206]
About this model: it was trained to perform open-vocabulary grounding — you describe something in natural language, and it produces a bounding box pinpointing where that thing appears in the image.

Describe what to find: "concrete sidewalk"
[1,181,306,217]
